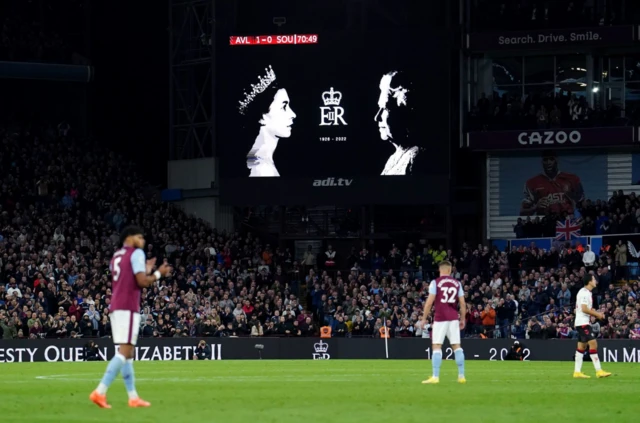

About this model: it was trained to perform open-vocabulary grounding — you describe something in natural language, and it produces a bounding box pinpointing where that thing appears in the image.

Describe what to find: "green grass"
[0,360,639,422]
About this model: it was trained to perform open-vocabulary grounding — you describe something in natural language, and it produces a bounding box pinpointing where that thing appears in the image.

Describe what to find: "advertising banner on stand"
[468,26,635,51]
[1,338,639,363]
[495,152,607,217]
[468,127,635,151]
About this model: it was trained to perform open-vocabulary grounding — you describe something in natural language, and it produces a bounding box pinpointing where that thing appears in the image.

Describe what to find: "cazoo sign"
[467,126,635,151]
[517,130,581,145]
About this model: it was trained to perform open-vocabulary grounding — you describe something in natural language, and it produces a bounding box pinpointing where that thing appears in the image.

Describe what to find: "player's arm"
[570,178,585,206]
[519,181,538,216]
[458,284,466,329]
[580,303,604,320]
[131,249,169,288]
[578,293,604,319]
[420,281,437,325]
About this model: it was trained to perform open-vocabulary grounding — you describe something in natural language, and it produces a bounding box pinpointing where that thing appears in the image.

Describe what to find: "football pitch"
[1,360,639,422]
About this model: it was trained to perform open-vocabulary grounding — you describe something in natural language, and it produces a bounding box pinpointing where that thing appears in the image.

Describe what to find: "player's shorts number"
[440,287,457,303]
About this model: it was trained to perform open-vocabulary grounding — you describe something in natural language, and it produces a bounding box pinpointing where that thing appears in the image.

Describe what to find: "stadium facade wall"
[1,338,639,363]
[165,158,234,230]
[167,158,216,190]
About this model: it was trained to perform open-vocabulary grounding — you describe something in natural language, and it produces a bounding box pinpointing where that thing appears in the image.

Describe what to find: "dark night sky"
[90,2,169,185]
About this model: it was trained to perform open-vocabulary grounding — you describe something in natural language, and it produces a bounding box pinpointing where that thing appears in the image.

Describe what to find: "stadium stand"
[468,90,639,132]
[470,0,640,31]
[0,0,87,64]
[0,123,638,342]
[0,0,638,352]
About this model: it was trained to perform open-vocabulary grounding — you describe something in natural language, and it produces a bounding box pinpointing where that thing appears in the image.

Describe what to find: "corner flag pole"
[383,319,389,359]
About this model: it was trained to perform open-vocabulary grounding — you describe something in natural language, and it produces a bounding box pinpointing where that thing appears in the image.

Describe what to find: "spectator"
[1,315,17,339]
[615,240,628,266]
[302,245,316,274]
[582,246,596,270]
[324,245,336,268]
[481,304,497,335]
[251,321,264,337]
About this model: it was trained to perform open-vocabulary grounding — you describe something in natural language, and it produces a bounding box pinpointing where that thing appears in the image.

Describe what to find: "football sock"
[574,349,584,373]
[454,348,465,377]
[589,349,602,371]
[121,358,139,399]
[96,353,126,395]
[432,350,442,378]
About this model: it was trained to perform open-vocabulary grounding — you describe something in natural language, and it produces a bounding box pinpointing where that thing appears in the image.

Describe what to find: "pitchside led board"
[216,32,451,205]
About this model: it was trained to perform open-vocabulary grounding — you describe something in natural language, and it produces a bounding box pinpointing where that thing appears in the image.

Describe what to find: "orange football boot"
[128,397,151,408]
[89,391,112,409]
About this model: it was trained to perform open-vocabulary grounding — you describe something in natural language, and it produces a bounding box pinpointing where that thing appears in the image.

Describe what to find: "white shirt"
[7,287,22,298]
[574,287,593,327]
[490,278,502,290]
[582,250,595,266]
[421,323,431,339]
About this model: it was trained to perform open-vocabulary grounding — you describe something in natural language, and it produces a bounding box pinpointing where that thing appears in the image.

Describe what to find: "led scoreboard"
[229,34,319,46]
[217,31,451,205]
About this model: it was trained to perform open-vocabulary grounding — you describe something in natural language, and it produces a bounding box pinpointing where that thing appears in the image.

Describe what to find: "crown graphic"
[313,340,329,353]
[238,65,277,115]
[322,87,342,106]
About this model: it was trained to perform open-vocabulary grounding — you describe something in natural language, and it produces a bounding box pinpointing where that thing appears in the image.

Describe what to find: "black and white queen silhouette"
[238,65,296,177]
[374,71,423,176]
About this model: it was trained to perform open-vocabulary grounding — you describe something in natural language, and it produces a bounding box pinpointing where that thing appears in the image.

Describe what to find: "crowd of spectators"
[513,190,640,239]
[0,122,639,343]
[468,90,635,132]
[470,0,637,31]
[0,0,86,64]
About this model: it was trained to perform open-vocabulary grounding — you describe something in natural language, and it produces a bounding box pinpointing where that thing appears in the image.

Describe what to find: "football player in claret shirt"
[90,226,172,409]
[573,273,611,379]
[419,260,467,384]
[520,150,585,216]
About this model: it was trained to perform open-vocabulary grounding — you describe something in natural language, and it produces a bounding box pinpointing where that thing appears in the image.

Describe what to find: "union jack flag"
[555,218,581,241]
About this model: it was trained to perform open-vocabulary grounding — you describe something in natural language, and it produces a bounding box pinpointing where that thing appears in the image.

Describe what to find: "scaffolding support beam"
[169,0,215,160]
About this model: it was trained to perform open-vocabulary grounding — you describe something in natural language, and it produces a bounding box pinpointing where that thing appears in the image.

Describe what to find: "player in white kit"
[573,273,611,379]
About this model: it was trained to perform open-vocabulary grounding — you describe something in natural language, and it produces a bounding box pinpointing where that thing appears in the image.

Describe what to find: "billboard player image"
[520,150,585,216]
[238,65,296,177]
[375,71,423,176]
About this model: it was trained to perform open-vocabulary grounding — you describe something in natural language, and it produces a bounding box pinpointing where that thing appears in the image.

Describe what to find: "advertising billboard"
[1,337,639,362]
[497,151,607,217]
[468,127,635,151]
[468,26,635,51]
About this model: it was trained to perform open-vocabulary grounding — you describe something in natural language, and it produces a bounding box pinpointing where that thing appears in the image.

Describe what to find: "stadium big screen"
[217,31,451,205]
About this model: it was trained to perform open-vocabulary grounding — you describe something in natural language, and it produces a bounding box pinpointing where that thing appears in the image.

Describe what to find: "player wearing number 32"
[419,260,466,384]
[90,226,173,409]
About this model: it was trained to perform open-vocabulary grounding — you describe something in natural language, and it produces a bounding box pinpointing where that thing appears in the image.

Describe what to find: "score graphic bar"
[229,34,319,46]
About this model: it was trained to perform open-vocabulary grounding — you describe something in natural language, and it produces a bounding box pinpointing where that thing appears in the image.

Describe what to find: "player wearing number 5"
[90,226,173,409]
[419,260,467,384]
